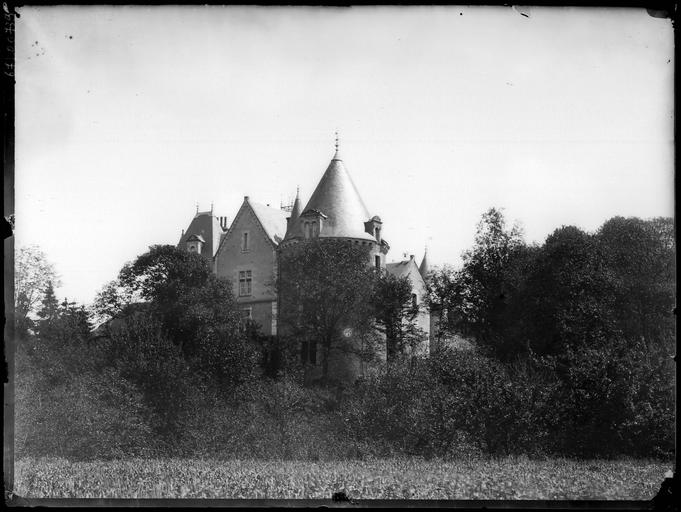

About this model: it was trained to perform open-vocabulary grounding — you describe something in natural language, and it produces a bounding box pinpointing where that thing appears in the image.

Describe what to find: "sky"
[14,6,674,306]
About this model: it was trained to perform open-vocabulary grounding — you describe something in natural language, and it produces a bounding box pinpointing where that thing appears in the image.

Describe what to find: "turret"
[419,247,430,277]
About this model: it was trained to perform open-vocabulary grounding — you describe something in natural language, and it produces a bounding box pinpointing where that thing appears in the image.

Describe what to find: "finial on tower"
[333,130,340,159]
[211,201,214,214]
[296,185,300,198]
[196,202,199,214]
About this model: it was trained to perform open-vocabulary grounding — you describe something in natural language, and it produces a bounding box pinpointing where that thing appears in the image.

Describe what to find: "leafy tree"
[15,245,61,338]
[97,245,246,357]
[372,271,426,365]
[510,226,616,357]
[452,208,526,357]
[424,264,464,348]
[278,239,378,383]
[102,312,197,440]
[595,216,675,349]
[94,245,257,392]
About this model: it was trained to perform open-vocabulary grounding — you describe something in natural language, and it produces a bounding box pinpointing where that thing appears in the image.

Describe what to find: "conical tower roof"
[284,187,303,239]
[301,150,375,241]
[419,248,430,277]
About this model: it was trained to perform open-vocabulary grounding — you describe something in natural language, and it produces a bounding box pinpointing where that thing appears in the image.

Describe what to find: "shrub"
[16,353,153,460]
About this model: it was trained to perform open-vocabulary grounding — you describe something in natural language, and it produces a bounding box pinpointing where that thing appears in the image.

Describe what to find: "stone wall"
[215,205,278,335]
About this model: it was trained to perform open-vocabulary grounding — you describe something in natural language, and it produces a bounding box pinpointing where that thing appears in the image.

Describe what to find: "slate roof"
[301,152,376,241]
[178,212,224,258]
[248,200,288,245]
[386,257,427,290]
[386,259,418,279]
[419,250,429,277]
[284,189,303,240]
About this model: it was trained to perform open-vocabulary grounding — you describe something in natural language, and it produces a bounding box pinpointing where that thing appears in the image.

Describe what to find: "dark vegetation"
[14,212,675,461]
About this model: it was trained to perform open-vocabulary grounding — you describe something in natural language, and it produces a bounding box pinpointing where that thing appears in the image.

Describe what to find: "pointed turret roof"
[419,248,430,277]
[301,150,375,241]
[284,187,303,239]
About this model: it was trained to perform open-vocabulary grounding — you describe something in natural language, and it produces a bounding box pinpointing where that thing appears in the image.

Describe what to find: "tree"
[595,216,675,349]
[94,244,256,389]
[452,208,526,357]
[372,271,425,365]
[15,245,61,338]
[98,245,243,355]
[424,264,463,348]
[278,239,378,383]
[36,281,59,323]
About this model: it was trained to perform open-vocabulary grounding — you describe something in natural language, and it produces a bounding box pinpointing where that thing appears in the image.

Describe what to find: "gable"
[216,200,287,256]
[386,259,427,291]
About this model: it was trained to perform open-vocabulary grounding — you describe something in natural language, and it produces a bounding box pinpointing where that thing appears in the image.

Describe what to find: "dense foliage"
[278,239,379,381]
[14,245,61,339]
[15,211,675,461]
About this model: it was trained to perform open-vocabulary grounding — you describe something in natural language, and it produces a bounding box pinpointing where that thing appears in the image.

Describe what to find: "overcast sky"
[15,6,674,305]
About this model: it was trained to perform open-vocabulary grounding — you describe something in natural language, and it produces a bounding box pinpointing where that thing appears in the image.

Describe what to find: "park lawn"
[14,456,670,500]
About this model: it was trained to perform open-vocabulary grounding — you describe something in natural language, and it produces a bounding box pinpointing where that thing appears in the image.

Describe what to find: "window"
[239,270,252,296]
[412,293,418,309]
[242,232,249,252]
[309,340,317,364]
[301,340,317,365]
[375,255,381,269]
[300,341,308,364]
[241,308,252,320]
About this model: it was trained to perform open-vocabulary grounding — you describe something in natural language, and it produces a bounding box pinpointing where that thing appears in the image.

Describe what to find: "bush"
[16,350,153,460]
[224,376,355,460]
[545,337,675,458]
[342,349,554,458]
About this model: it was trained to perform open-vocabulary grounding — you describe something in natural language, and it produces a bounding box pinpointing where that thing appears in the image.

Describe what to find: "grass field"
[14,457,670,500]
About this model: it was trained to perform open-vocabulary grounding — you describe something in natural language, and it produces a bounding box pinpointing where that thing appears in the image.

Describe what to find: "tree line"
[13,209,675,460]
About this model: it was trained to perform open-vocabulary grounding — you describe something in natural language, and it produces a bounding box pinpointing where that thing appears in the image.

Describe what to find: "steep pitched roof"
[386,257,427,290]
[178,211,224,258]
[301,153,376,241]
[248,200,288,245]
[419,250,429,277]
[386,258,418,279]
[284,188,303,240]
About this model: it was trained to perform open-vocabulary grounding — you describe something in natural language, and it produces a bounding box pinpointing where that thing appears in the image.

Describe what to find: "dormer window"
[300,209,327,239]
[365,215,383,241]
[186,234,205,255]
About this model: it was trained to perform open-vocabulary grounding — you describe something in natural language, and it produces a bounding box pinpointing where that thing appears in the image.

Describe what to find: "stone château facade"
[178,140,431,378]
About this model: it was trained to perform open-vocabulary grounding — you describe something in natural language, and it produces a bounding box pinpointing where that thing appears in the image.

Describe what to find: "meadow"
[15,456,670,500]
